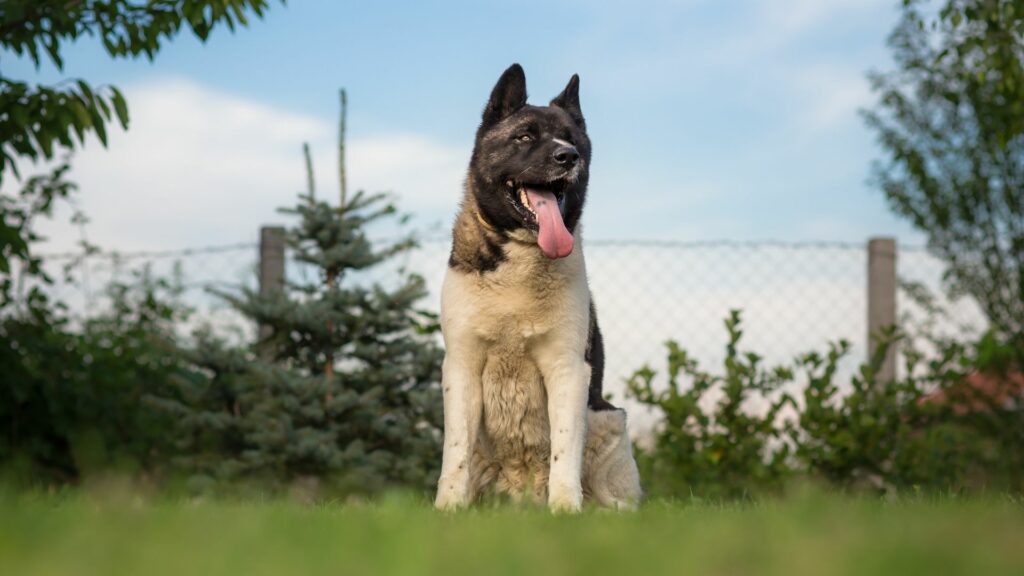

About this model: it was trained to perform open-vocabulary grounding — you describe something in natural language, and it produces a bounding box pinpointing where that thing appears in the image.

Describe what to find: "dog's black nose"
[553,146,579,166]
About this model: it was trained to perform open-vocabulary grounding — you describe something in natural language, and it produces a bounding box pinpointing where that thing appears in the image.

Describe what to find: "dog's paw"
[434,494,467,511]
[548,484,583,513]
[434,489,470,511]
[435,476,472,511]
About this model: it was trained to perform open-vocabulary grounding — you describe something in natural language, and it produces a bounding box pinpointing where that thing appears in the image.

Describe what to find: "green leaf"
[90,109,108,147]
[110,87,130,129]
[76,80,95,105]
[950,9,962,27]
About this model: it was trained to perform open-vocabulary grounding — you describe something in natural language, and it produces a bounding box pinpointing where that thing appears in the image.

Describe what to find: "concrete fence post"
[867,237,897,383]
[259,226,286,342]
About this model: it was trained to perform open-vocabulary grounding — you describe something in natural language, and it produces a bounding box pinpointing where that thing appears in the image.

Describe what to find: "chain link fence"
[38,242,262,342]
[37,236,986,424]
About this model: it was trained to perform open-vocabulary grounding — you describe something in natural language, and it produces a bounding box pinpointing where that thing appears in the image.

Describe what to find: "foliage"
[0,0,285,486]
[0,0,281,172]
[0,162,193,485]
[630,311,1023,499]
[0,0,283,272]
[899,282,1023,491]
[245,191,426,374]
[0,266,191,484]
[864,0,1024,351]
[0,161,76,308]
[934,330,1024,491]
[792,329,990,492]
[626,311,795,499]
[149,143,444,495]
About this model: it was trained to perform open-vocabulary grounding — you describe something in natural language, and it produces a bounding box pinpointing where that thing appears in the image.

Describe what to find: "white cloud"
[335,133,468,233]
[766,0,889,34]
[26,78,467,253]
[792,66,875,135]
[752,0,892,52]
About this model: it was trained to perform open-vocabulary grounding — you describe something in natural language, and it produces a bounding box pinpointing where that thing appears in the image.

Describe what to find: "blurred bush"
[1,164,189,484]
[628,311,1023,500]
[627,311,794,499]
[0,266,189,484]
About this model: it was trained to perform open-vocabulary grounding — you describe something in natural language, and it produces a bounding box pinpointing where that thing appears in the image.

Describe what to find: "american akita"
[435,64,642,512]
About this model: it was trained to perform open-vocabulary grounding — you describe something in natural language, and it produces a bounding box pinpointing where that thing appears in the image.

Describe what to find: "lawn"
[1,488,1022,576]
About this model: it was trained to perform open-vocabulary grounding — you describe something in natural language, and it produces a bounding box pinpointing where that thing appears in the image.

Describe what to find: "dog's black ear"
[482,63,527,128]
[550,74,585,129]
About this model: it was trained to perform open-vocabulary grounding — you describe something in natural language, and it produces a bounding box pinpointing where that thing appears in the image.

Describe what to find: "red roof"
[920,371,1024,414]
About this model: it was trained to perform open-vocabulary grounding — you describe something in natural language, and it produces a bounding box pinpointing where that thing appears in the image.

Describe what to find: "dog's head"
[469,64,591,259]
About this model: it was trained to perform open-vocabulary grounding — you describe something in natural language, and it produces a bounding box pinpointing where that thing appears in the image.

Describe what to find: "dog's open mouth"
[504,178,574,259]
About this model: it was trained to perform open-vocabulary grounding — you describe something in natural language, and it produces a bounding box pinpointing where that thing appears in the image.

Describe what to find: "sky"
[2,0,923,252]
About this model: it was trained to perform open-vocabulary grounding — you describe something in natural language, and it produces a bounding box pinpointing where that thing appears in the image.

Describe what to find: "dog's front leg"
[536,346,590,513]
[435,345,485,511]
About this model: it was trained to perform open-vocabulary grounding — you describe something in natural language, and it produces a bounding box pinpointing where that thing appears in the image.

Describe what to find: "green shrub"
[791,330,989,492]
[629,311,1022,499]
[1,268,190,484]
[626,311,794,500]
[1,164,190,484]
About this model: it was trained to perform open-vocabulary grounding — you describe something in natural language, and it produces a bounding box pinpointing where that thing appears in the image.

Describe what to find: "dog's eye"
[516,134,533,143]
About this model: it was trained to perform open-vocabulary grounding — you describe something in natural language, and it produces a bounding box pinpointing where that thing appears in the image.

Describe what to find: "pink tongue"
[525,188,574,259]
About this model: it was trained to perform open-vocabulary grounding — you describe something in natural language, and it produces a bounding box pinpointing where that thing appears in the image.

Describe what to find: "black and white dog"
[435,64,641,512]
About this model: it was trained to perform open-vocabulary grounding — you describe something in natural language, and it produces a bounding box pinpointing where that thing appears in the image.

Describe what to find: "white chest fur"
[438,236,592,502]
[441,237,590,344]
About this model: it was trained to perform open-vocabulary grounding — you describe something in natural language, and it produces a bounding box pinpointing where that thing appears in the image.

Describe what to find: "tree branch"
[0,0,86,40]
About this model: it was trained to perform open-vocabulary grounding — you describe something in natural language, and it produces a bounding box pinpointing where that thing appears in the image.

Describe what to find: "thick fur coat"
[435,65,641,512]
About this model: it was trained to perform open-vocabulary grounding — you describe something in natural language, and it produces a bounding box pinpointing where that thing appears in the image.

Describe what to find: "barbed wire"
[37,237,933,261]
[39,242,259,261]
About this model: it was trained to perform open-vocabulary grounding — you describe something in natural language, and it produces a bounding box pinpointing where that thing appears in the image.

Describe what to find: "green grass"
[1,488,1023,576]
